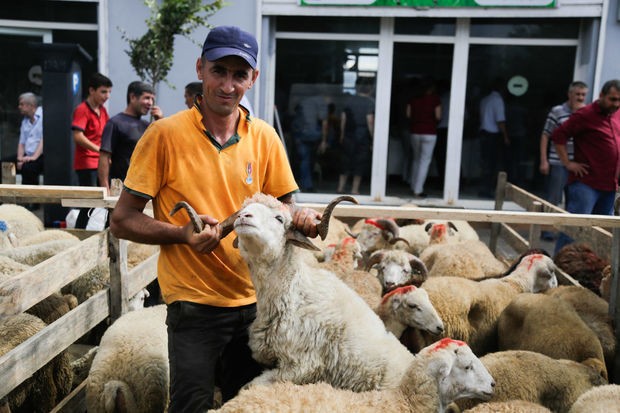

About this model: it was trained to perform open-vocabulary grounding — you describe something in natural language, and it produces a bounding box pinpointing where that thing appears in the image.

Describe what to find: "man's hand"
[539,159,549,175]
[183,215,222,254]
[151,106,164,120]
[566,161,589,178]
[292,208,321,239]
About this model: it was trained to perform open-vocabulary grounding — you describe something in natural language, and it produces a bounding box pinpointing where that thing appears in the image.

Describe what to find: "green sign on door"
[300,0,556,7]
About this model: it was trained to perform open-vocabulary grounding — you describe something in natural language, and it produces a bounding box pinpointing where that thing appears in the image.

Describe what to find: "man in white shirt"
[478,78,509,197]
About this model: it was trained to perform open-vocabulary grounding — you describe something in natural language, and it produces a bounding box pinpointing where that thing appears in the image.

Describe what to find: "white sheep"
[425,219,480,243]
[448,350,607,413]
[418,253,558,355]
[210,338,495,413]
[365,248,428,293]
[459,400,552,412]
[18,229,80,246]
[86,304,168,413]
[568,384,620,413]
[0,313,74,412]
[351,217,426,258]
[0,203,44,240]
[377,285,444,339]
[0,238,80,266]
[497,292,608,380]
[420,223,507,280]
[228,193,415,391]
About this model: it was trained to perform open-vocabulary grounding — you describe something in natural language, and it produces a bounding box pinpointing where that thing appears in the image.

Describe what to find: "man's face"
[130,91,155,116]
[196,55,258,117]
[90,86,112,106]
[184,89,195,109]
[599,86,620,115]
[17,99,35,117]
[567,87,587,109]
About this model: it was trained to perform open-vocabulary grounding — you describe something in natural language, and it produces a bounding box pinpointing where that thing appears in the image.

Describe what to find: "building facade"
[1,0,618,206]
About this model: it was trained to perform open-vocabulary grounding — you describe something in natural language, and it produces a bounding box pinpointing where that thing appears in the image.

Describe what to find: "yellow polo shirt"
[123,106,298,306]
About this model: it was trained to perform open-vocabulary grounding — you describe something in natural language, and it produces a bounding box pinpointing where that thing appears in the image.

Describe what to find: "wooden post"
[108,231,128,322]
[489,172,507,253]
[528,201,543,250]
[1,162,16,185]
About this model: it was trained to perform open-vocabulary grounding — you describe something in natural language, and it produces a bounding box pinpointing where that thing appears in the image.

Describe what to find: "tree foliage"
[120,0,224,89]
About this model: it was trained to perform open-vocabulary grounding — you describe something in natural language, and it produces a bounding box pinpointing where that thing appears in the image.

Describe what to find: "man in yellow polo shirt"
[110,26,321,412]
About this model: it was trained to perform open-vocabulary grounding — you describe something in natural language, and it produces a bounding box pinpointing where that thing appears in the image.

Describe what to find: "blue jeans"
[295,139,319,191]
[166,301,262,412]
[544,164,568,206]
[554,181,616,256]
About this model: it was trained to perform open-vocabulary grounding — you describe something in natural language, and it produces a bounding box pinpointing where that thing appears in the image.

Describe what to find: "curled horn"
[389,237,410,247]
[448,221,458,232]
[424,222,434,232]
[170,201,204,233]
[345,228,359,239]
[375,218,399,241]
[409,255,428,283]
[365,250,386,271]
[170,201,241,238]
[316,195,359,241]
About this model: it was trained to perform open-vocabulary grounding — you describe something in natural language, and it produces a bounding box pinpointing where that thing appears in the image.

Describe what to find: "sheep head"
[425,222,458,245]
[348,218,406,253]
[381,285,444,335]
[366,250,428,292]
[514,254,559,292]
[417,338,495,409]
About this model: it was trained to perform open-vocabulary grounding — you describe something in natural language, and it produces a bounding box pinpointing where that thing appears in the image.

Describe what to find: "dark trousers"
[19,155,44,185]
[166,301,263,412]
[75,169,98,229]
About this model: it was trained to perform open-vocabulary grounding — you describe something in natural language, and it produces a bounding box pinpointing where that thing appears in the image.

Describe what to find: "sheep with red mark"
[228,193,415,391]
[209,338,495,413]
[415,254,558,355]
[424,219,480,244]
[497,292,608,380]
[448,350,607,413]
[365,249,428,293]
[420,223,506,280]
[351,217,429,258]
[377,285,444,339]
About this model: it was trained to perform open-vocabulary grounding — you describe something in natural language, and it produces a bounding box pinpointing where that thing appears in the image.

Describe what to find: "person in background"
[406,76,441,199]
[15,92,44,210]
[538,80,588,241]
[71,72,113,228]
[336,77,375,195]
[109,25,321,411]
[478,77,509,198]
[98,81,162,193]
[184,81,203,109]
[551,79,620,255]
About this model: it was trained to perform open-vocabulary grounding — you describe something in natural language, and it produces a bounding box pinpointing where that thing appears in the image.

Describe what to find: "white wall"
[600,0,620,88]
[106,1,258,117]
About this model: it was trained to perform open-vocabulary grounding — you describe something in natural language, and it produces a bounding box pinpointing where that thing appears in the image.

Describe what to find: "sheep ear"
[232,237,239,249]
[427,352,454,379]
[286,230,321,251]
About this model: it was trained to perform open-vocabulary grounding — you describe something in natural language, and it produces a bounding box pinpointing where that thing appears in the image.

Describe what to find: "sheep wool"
[568,384,620,413]
[452,350,607,413]
[0,204,44,240]
[235,194,415,391]
[458,400,552,412]
[497,293,608,380]
[86,304,168,413]
[0,313,73,412]
[210,339,495,413]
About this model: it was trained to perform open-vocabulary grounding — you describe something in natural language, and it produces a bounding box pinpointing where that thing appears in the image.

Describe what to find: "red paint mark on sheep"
[380,285,416,305]
[342,237,356,246]
[524,254,544,271]
[429,338,466,352]
[365,219,385,231]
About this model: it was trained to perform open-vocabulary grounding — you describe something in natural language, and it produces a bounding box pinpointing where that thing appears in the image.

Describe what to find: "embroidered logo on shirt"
[245,162,253,184]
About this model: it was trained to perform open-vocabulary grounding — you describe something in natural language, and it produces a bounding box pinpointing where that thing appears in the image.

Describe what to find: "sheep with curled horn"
[365,249,428,293]
[170,194,359,250]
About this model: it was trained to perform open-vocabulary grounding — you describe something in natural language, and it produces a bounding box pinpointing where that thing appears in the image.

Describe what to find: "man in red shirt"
[551,79,620,254]
[71,72,113,228]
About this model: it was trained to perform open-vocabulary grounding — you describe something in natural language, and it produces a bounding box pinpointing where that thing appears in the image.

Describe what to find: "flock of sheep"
[1,194,619,412]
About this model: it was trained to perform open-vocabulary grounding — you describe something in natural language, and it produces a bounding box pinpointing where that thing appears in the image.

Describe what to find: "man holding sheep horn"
[110,26,322,412]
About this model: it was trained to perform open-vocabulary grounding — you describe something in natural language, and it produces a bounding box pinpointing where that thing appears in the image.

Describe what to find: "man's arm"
[16,143,25,170]
[539,132,550,175]
[98,151,112,193]
[73,130,100,152]
[498,121,510,146]
[555,142,588,177]
[110,190,222,254]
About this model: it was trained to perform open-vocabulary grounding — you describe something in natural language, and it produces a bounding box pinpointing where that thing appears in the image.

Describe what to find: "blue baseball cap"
[201,26,258,69]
